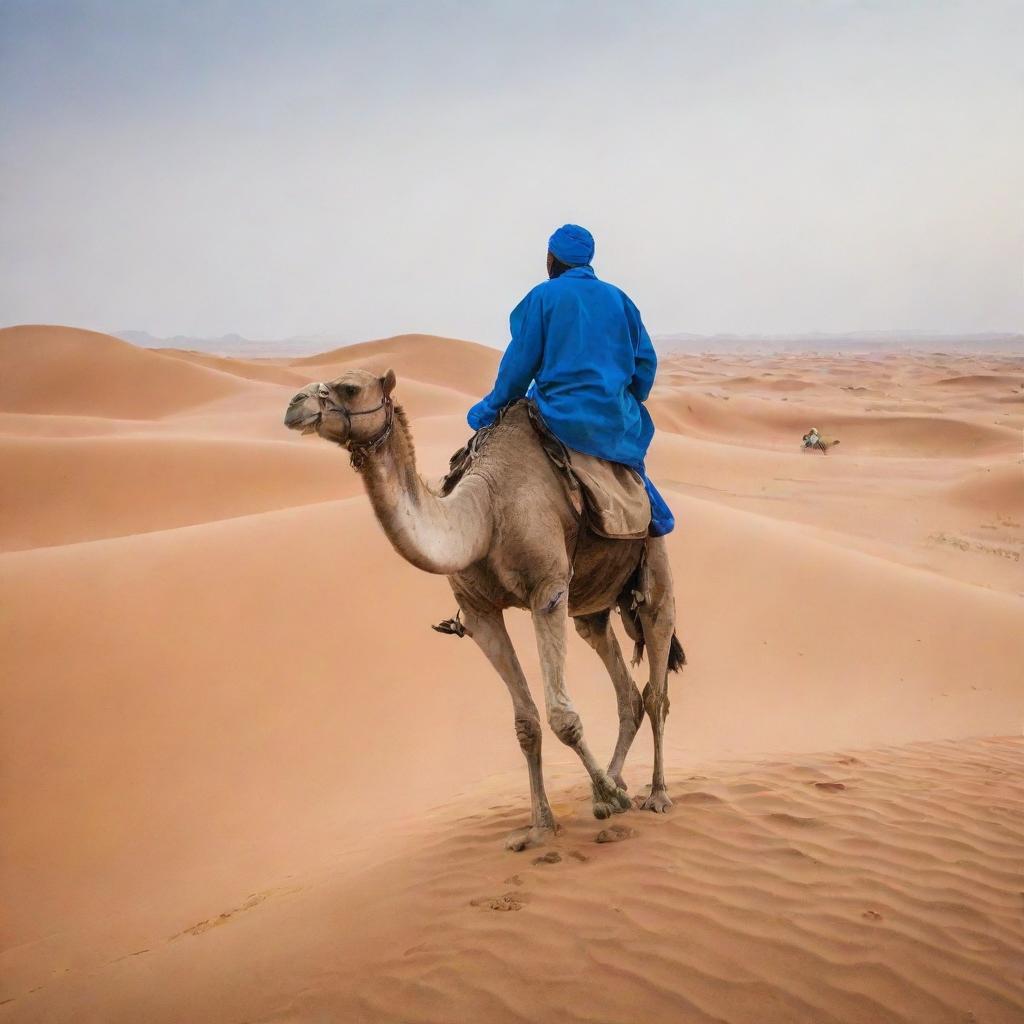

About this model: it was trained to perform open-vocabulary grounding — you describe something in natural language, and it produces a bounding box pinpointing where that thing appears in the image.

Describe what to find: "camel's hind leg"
[460,605,558,851]
[532,585,631,820]
[574,611,644,791]
[636,537,676,813]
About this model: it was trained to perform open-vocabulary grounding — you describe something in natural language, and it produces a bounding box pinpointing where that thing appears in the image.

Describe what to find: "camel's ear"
[381,368,397,396]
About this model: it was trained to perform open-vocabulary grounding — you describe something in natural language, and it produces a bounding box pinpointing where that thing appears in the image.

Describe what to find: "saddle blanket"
[441,400,651,541]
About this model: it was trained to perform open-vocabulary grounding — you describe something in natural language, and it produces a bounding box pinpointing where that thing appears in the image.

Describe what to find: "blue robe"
[468,265,675,535]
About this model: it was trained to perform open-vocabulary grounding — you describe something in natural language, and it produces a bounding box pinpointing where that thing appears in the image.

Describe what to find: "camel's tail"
[668,632,687,671]
[618,597,687,673]
[628,630,686,673]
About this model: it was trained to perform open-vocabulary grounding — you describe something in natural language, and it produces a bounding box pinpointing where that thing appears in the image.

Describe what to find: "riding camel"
[285,369,684,851]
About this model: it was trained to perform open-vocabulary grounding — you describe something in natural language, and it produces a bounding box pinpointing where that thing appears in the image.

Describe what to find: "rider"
[468,224,674,536]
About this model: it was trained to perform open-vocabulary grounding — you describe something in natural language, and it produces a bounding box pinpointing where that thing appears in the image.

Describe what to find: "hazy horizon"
[2,1,1022,345]
[109,325,1024,352]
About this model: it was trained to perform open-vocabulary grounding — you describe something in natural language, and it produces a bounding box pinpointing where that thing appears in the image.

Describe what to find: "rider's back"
[520,266,655,467]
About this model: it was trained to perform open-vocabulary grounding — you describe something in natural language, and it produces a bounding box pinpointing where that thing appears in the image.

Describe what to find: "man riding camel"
[802,427,840,454]
[468,224,674,536]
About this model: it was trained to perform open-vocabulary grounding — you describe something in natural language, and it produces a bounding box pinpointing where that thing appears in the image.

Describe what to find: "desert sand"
[1,325,1022,1023]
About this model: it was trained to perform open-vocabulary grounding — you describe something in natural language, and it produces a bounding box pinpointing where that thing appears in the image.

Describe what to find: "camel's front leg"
[461,605,558,851]
[532,589,631,820]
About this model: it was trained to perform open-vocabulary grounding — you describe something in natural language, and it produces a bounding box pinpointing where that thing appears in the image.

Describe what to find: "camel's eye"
[342,384,360,398]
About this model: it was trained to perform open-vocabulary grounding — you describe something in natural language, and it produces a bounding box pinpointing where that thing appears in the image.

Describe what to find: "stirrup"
[432,609,467,638]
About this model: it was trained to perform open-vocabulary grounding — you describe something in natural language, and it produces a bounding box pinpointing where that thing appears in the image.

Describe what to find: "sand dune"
[647,390,1019,457]
[307,738,1024,1024]
[945,464,1024,515]
[2,328,1022,1022]
[0,326,246,418]
[5,731,1023,1023]
[0,435,358,550]
[0,411,153,437]
[290,332,500,395]
[933,373,1023,388]
[829,415,1020,457]
[156,347,312,387]
[716,373,818,391]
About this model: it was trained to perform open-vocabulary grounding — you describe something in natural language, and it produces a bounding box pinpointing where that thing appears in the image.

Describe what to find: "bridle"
[317,383,394,470]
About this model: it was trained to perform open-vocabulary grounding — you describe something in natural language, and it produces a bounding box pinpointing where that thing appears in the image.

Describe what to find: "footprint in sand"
[813,781,848,792]
[108,948,150,964]
[470,892,528,912]
[595,825,637,844]
[568,850,589,863]
[532,851,561,865]
[171,886,301,939]
[862,909,884,921]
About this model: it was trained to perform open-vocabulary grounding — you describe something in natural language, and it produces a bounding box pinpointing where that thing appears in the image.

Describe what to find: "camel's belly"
[450,533,644,617]
[568,535,644,616]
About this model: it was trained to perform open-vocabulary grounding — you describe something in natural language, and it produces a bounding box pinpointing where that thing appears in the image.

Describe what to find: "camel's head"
[284,368,397,446]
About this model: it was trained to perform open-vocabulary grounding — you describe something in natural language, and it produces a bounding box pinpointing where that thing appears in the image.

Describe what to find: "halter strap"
[345,395,394,470]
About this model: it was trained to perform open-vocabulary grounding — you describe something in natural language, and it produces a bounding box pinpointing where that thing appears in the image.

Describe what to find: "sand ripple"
[324,738,1024,1024]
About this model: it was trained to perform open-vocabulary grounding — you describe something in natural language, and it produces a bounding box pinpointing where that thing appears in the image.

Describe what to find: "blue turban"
[548,223,595,267]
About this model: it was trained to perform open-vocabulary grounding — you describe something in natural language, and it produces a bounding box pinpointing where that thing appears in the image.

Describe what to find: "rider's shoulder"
[601,280,641,316]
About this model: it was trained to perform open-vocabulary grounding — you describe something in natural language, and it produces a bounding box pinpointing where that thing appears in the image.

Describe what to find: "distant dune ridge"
[0,325,247,418]
[1,324,1023,1022]
[656,330,1024,354]
[116,327,1024,358]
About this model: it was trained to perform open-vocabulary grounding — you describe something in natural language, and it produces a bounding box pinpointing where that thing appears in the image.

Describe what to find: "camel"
[284,368,684,851]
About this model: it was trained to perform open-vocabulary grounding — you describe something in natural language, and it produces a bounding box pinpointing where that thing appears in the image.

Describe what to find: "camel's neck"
[357,407,492,575]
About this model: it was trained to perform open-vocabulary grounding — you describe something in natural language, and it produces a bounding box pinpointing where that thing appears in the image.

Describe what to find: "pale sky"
[1,0,1022,345]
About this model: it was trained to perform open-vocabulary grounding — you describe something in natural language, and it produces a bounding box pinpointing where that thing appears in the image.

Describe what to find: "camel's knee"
[548,706,583,748]
[538,589,566,615]
[514,714,542,755]
[642,681,670,722]
[532,576,570,616]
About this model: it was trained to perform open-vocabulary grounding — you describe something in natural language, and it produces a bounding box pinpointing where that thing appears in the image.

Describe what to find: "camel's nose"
[284,386,322,432]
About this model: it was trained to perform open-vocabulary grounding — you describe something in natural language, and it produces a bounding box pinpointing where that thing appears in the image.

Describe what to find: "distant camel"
[802,427,840,453]
[285,370,684,851]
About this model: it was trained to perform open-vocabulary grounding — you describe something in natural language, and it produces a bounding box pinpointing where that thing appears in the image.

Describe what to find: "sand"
[1,325,1022,1023]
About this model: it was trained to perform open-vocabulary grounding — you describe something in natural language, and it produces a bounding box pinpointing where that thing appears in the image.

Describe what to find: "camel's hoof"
[505,824,558,852]
[592,778,632,819]
[637,788,673,814]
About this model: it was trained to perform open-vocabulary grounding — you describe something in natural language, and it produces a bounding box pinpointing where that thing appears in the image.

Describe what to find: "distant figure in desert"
[285,224,684,851]
[802,426,840,453]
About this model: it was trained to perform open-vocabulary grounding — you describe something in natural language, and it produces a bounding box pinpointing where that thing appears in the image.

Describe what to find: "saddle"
[440,399,651,541]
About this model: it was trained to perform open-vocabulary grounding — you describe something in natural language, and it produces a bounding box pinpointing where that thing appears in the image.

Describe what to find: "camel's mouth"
[284,390,322,435]
[283,387,352,444]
